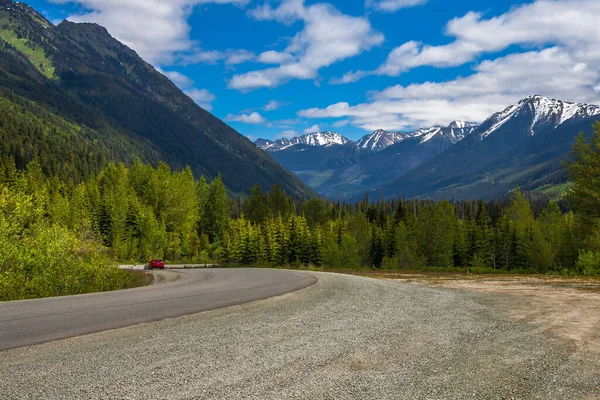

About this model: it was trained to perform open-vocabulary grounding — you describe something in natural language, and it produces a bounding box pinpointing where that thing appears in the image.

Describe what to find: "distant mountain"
[354,122,477,152]
[317,122,478,199]
[375,95,600,200]
[0,0,314,197]
[255,122,477,199]
[256,131,351,152]
[356,130,410,152]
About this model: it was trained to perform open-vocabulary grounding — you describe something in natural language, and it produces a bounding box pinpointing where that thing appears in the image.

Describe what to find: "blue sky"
[27,0,600,141]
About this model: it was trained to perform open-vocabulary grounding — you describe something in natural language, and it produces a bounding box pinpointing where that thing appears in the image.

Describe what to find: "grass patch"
[0,28,55,78]
[123,270,154,289]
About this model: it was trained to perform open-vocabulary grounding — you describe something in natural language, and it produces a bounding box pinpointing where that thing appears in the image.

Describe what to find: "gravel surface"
[1,272,598,399]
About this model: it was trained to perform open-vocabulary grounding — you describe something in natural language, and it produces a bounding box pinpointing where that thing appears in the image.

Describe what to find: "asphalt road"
[0,268,317,351]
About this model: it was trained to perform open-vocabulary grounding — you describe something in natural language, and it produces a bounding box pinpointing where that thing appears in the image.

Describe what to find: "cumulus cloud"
[225,112,268,124]
[332,120,350,128]
[159,69,216,110]
[366,0,430,13]
[228,0,384,90]
[185,88,216,110]
[317,0,600,131]
[335,0,600,83]
[258,50,295,64]
[264,100,287,111]
[301,47,600,131]
[304,124,321,134]
[277,130,300,139]
[162,70,194,87]
[50,0,251,65]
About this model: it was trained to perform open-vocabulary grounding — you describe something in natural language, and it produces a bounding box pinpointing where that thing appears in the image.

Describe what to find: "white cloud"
[184,88,216,110]
[264,100,287,111]
[225,49,256,65]
[304,124,321,134]
[162,70,194,87]
[333,120,350,128]
[301,47,600,131]
[336,0,600,83]
[180,48,257,65]
[158,69,216,109]
[50,0,251,65]
[229,0,384,90]
[366,0,429,13]
[277,130,300,139]
[258,50,294,64]
[225,112,268,124]
[316,0,600,131]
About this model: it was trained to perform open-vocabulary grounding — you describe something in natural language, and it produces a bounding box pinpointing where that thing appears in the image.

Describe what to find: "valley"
[257,96,600,201]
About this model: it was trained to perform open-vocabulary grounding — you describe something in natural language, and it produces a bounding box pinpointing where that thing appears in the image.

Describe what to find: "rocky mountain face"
[0,0,314,197]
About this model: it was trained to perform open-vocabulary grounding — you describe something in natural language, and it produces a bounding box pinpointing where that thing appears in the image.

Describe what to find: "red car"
[147,259,165,270]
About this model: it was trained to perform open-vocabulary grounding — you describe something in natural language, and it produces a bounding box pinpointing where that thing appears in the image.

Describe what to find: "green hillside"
[0,0,314,197]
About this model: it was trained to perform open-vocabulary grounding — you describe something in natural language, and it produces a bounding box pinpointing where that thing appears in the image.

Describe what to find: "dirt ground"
[352,271,600,362]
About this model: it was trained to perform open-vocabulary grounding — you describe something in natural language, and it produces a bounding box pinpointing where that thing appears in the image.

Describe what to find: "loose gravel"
[1,272,598,399]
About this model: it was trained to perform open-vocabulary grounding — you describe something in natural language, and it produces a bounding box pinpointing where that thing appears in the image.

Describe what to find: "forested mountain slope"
[0,0,314,196]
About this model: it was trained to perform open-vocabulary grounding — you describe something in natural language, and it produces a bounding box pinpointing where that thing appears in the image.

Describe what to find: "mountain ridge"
[255,120,478,153]
[374,95,600,200]
[255,95,599,201]
[0,0,315,197]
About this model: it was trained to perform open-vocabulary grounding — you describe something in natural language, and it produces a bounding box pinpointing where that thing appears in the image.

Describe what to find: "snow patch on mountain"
[256,121,478,153]
[356,130,410,152]
[480,95,600,139]
[255,131,350,151]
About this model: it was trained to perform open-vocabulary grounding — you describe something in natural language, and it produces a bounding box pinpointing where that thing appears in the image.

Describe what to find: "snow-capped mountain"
[479,95,600,139]
[376,95,600,201]
[356,121,478,152]
[257,121,477,154]
[255,95,600,201]
[356,130,411,152]
[256,131,350,152]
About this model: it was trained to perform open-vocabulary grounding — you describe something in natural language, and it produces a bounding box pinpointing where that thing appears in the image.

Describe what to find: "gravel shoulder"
[1,272,599,399]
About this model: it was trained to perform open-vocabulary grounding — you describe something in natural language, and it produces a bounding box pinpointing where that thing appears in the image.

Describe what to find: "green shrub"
[576,250,600,276]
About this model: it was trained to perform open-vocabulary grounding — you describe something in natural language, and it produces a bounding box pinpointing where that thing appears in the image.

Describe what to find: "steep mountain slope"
[0,0,313,196]
[376,96,600,200]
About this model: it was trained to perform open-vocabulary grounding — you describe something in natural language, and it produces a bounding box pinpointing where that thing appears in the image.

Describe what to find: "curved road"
[0,268,317,351]
[1,271,598,399]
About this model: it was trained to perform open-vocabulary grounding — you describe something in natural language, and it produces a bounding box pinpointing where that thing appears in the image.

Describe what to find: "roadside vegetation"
[1,123,599,300]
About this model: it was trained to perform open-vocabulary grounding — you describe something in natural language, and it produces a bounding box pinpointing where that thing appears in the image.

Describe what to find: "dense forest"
[1,123,600,301]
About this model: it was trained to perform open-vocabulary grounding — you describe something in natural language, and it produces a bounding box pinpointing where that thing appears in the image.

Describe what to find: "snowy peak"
[480,95,600,139]
[357,130,410,152]
[449,120,478,129]
[358,122,478,152]
[257,121,479,153]
[255,131,350,151]
[301,131,350,147]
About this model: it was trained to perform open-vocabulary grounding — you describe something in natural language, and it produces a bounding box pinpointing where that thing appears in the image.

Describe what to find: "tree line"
[1,123,599,300]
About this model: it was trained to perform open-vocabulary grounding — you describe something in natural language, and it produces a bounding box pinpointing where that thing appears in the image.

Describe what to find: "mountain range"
[0,0,313,197]
[256,96,600,200]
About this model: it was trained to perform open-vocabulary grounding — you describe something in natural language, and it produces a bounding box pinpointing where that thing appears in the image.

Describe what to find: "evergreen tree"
[202,175,229,243]
[244,184,268,224]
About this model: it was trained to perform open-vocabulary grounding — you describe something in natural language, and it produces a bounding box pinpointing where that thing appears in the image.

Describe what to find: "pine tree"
[244,184,268,224]
[202,175,229,243]
[566,123,600,224]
